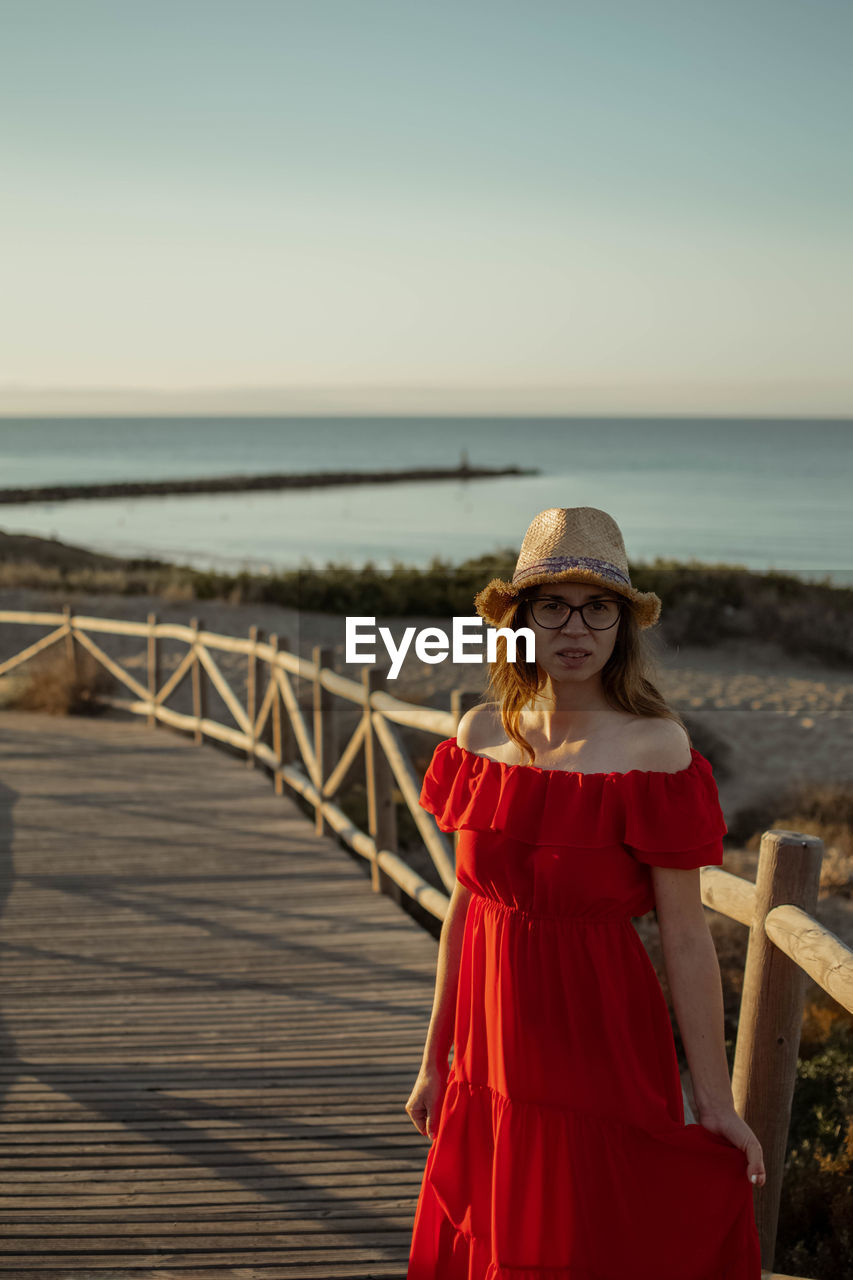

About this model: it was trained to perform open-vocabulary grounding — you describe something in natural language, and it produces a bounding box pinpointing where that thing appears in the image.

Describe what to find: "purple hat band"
[513,555,631,590]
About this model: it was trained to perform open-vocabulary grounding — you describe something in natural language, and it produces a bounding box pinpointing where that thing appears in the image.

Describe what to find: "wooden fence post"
[363,666,399,903]
[190,617,205,745]
[246,624,258,767]
[732,829,824,1272]
[269,634,283,794]
[278,635,295,767]
[62,604,77,683]
[313,646,335,837]
[147,613,159,729]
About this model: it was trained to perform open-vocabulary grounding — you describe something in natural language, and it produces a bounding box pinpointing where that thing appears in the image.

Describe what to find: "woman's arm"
[406,878,471,1139]
[419,877,471,1070]
[653,866,766,1184]
[654,869,734,1112]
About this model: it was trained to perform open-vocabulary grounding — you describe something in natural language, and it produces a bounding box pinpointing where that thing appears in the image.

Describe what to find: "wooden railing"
[0,606,850,1278]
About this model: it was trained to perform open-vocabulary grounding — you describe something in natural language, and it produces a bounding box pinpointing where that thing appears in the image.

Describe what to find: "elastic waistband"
[472,892,633,925]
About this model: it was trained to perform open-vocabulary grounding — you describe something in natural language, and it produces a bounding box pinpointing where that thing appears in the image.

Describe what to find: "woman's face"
[521,581,623,683]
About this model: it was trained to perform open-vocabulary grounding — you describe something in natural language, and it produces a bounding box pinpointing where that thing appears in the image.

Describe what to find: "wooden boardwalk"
[0,710,438,1278]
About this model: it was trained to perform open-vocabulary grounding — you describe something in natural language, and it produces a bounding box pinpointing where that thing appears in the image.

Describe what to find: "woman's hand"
[697,1106,767,1186]
[405,1062,449,1142]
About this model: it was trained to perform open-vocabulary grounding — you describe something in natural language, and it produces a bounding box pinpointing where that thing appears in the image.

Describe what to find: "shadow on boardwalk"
[0,709,436,1277]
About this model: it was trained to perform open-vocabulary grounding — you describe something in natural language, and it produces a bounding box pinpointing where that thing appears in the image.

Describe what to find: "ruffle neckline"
[419,738,728,862]
[444,736,707,780]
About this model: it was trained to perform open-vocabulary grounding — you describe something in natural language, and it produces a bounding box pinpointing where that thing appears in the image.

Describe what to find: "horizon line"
[1,382,850,418]
[0,410,850,420]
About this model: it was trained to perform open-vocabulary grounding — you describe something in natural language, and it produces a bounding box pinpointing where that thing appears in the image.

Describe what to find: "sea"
[0,416,850,587]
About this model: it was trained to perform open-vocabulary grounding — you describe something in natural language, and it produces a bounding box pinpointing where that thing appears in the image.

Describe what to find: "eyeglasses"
[527,596,623,630]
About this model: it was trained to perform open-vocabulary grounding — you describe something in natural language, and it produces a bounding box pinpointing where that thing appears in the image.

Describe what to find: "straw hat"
[473,507,662,630]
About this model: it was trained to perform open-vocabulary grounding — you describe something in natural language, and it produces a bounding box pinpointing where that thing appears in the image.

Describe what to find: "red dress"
[407,737,762,1280]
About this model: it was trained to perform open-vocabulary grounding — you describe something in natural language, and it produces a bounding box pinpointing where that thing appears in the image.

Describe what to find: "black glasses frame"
[526,596,623,631]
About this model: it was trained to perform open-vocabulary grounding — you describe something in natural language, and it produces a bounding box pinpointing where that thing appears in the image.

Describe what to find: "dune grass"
[1,531,851,667]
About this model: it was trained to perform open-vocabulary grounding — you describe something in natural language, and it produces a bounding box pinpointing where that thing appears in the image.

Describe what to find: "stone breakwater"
[0,463,538,505]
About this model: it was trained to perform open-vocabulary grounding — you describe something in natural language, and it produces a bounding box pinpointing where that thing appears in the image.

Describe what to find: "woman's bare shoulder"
[455,702,501,753]
[631,717,692,772]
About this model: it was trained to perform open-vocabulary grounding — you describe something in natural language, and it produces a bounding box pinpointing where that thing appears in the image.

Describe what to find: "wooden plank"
[0,1267,407,1279]
[0,710,436,1276]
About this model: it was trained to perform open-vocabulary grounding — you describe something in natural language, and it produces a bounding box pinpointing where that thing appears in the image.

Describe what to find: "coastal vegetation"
[1,527,850,667]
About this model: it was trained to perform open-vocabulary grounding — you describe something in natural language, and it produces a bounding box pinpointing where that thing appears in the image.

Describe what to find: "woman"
[405,506,765,1280]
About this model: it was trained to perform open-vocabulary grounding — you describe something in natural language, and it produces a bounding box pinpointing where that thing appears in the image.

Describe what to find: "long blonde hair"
[481,585,688,765]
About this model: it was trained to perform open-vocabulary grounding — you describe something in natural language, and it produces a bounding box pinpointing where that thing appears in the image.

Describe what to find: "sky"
[1,0,851,416]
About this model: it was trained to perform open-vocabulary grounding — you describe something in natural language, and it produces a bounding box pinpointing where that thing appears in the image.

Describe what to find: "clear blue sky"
[1,0,851,414]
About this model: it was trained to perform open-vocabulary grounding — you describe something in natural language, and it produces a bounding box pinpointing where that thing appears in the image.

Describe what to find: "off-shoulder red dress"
[406,738,762,1280]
